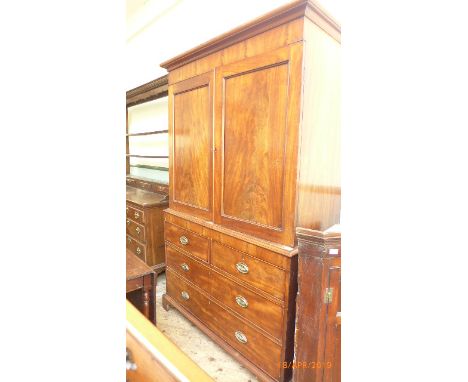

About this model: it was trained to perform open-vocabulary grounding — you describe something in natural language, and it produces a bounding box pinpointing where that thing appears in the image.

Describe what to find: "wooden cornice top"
[160,0,340,71]
[126,75,168,107]
[296,225,341,245]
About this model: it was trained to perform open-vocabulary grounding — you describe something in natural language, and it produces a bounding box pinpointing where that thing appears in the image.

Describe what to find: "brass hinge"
[324,288,334,304]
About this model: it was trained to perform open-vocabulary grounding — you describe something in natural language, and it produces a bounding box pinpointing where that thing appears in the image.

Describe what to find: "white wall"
[125,0,341,90]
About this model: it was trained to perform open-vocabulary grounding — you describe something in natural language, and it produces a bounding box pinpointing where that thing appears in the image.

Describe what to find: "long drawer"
[167,270,282,380]
[166,269,214,330]
[126,219,146,242]
[209,270,283,341]
[211,241,287,300]
[127,235,146,262]
[165,244,212,290]
[165,222,209,262]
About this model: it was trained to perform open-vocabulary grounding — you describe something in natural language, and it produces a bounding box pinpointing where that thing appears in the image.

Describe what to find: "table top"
[126,249,154,280]
[126,186,169,207]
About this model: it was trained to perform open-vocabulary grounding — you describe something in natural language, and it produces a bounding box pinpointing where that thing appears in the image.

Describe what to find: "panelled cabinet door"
[214,44,303,246]
[169,72,214,221]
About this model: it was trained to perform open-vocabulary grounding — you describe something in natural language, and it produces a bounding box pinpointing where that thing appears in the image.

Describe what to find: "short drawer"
[165,244,211,291]
[209,297,282,380]
[166,269,213,325]
[211,241,286,300]
[165,222,209,262]
[127,235,146,263]
[126,219,146,242]
[126,205,145,224]
[210,271,283,340]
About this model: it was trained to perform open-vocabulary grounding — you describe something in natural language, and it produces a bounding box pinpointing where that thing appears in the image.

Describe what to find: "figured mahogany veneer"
[162,1,340,381]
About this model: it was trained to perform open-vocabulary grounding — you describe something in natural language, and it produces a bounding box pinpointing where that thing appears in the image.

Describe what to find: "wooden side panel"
[293,228,341,382]
[323,267,341,382]
[214,44,303,246]
[169,72,213,221]
[297,20,341,231]
[126,301,213,382]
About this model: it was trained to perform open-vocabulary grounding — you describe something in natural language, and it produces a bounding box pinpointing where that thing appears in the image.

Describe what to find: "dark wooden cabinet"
[293,226,341,382]
[126,184,168,273]
[161,1,340,381]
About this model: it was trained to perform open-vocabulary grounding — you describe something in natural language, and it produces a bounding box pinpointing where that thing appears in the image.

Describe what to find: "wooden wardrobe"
[161,1,340,381]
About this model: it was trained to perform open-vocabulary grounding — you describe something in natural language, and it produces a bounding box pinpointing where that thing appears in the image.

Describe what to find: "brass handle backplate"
[235,295,248,308]
[181,291,190,300]
[235,262,249,274]
[128,237,132,244]
[134,212,140,219]
[179,236,189,245]
[181,263,189,272]
[135,227,141,235]
[234,331,247,344]
[136,247,141,255]
[126,219,130,225]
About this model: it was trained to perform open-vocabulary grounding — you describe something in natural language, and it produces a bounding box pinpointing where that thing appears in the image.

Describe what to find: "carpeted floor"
[155,272,258,382]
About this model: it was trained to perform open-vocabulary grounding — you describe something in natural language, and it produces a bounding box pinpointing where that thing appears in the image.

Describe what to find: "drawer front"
[127,235,146,263]
[167,269,281,380]
[126,205,145,224]
[126,277,144,293]
[209,297,282,380]
[211,241,286,300]
[166,269,213,326]
[166,245,211,291]
[210,271,283,340]
[165,222,209,262]
[126,219,146,242]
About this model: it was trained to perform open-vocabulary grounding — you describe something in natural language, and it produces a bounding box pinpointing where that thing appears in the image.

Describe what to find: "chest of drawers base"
[162,293,280,382]
[126,186,168,273]
[162,209,298,382]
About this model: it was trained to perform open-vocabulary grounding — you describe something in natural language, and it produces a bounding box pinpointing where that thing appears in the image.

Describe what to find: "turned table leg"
[142,279,150,320]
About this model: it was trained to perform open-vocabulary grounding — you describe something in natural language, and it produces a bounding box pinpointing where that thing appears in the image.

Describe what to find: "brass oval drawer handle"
[235,262,249,274]
[135,227,141,235]
[235,295,248,308]
[181,291,190,300]
[126,219,130,225]
[128,237,132,244]
[134,211,140,219]
[126,207,129,214]
[179,236,189,245]
[136,247,141,255]
[234,331,247,344]
[181,263,189,272]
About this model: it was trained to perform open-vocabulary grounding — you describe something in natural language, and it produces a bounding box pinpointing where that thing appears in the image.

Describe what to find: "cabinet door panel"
[214,44,303,246]
[169,73,213,220]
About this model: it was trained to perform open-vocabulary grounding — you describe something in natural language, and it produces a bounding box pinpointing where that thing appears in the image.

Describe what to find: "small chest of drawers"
[162,210,298,382]
[126,185,168,273]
